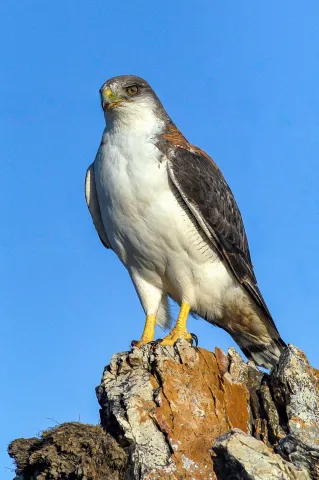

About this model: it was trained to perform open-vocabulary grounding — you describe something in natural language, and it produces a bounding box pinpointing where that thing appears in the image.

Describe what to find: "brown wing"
[167,145,279,333]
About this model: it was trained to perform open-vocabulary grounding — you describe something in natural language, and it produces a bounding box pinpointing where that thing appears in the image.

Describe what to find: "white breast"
[94,126,173,267]
[94,123,237,320]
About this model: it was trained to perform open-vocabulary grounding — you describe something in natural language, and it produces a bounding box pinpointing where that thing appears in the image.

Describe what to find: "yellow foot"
[158,302,198,347]
[159,329,193,346]
[131,314,156,348]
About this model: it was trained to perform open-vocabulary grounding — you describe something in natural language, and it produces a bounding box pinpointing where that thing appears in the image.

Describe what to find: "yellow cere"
[104,88,113,98]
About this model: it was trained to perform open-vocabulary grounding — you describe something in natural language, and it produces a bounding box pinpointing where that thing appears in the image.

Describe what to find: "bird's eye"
[126,85,138,96]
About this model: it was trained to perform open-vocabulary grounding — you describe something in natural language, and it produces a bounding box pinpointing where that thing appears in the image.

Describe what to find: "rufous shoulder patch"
[161,123,219,170]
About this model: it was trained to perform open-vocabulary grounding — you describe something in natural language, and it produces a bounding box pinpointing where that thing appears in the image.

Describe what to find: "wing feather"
[85,163,111,249]
[167,146,278,333]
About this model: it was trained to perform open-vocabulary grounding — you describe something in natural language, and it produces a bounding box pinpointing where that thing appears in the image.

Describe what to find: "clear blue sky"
[2,1,319,476]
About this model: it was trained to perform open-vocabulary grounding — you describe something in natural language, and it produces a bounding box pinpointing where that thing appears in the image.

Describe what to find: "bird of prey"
[85,75,285,369]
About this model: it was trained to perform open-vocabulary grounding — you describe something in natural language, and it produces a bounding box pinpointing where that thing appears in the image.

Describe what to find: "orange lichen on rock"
[9,342,319,479]
[150,344,251,479]
[97,340,255,479]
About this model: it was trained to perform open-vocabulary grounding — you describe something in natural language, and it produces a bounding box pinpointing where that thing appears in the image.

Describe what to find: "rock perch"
[9,342,319,479]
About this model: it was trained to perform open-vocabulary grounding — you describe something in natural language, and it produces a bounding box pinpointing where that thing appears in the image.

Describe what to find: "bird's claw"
[190,333,198,347]
[151,339,163,350]
[150,334,199,350]
[131,339,162,349]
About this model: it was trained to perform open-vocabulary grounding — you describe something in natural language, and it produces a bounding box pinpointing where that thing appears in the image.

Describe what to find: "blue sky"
[2,1,319,476]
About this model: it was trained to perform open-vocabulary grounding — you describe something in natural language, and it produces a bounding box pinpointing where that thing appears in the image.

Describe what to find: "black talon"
[151,338,163,349]
[190,333,198,347]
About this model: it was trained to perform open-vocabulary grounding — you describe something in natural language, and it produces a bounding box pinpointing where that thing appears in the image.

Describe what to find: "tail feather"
[232,334,286,369]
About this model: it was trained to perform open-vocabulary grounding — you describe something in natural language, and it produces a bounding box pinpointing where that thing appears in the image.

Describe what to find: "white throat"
[104,98,165,138]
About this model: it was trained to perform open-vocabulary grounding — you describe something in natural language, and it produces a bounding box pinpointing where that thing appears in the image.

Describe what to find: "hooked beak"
[100,87,126,111]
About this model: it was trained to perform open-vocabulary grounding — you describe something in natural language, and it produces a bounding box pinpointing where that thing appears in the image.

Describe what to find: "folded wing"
[85,163,111,249]
[167,146,279,335]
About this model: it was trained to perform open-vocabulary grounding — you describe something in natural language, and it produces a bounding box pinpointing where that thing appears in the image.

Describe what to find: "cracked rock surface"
[212,429,310,479]
[9,342,319,479]
[271,345,319,478]
[97,341,253,479]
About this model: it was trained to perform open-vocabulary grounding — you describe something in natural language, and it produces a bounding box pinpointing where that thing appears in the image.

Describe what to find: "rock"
[97,340,254,479]
[8,422,127,480]
[212,429,311,479]
[271,345,319,478]
[8,342,319,479]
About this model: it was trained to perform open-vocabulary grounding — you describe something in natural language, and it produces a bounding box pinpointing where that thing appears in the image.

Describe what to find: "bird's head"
[99,75,168,130]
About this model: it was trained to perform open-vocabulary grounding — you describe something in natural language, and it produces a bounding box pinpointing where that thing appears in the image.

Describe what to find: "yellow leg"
[132,314,156,347]
[160,301,192,346]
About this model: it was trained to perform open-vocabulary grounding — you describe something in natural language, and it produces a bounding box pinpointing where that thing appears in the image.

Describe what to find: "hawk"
[85,75,286,368]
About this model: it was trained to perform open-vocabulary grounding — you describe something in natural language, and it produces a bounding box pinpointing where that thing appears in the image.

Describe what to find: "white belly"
[94,129,239,321]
